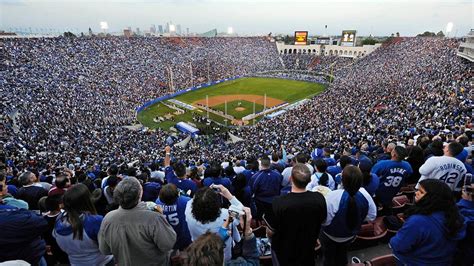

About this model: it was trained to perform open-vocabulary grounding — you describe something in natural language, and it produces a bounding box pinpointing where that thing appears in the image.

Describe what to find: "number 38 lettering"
[384,176,403,187]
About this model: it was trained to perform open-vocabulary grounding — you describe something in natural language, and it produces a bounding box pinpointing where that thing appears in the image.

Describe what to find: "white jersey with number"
[416,156,466,191]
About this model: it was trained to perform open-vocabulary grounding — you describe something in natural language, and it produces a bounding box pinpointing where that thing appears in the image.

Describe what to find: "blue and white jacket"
[53,212,113,266]
[322,188,377,241]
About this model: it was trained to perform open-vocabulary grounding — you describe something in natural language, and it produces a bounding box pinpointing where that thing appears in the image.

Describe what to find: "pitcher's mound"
[235,107,246,111]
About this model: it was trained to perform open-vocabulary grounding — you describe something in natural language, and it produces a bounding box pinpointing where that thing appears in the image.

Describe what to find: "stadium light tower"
[446,22,453,37]
[227,27,233,35]
[100,21,109,33]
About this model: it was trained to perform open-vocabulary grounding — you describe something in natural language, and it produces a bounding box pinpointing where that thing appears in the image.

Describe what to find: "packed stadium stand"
[0,36,473,265]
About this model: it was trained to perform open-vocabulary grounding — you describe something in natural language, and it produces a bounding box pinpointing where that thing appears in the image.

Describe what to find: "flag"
[228,133,244,143]
[175,135,192,148]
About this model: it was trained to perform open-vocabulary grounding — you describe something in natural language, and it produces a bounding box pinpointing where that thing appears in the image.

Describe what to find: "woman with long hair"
[53,184,113,266]
[390,179,466,265]
[320,165,377,266]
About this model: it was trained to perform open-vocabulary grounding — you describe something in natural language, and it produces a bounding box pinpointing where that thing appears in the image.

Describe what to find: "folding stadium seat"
[391,195,409,215]
[350,217,388,250]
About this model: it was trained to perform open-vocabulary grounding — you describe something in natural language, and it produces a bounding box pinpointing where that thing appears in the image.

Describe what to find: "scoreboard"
[341,30,356,47]
[294,31,308,45]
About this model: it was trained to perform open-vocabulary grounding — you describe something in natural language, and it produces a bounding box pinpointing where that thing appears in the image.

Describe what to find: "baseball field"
[137,77,325,130]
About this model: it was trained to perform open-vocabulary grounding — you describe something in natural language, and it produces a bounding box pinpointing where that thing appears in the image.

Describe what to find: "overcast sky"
[1,0,472,36]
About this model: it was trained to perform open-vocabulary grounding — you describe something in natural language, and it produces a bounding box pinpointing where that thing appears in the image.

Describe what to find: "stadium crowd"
[1,36,473,265]
[281,54,353,73]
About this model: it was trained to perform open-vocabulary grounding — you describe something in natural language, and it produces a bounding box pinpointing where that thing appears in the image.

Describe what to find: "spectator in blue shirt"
[140,173,162,202]
[164,146,197,197]
[322,148,337,166]
[250,157,282,220]
[372,146,413,208]
[242,157,259,186]
[390,179,465,265]
[156,184,192,251]
[203,162,232,191]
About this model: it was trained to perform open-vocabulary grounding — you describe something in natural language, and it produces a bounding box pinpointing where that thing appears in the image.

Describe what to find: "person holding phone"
[185,207,258,265]
[184,184,243,262]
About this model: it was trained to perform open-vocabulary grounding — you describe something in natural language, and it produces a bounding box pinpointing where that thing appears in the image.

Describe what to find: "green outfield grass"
[174,77,324,103]
[136,103,191,130]
[137,77,325,130]
[212,100,265,119]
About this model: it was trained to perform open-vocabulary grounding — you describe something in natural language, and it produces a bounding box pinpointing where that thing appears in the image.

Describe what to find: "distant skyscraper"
[165,23,169,33]
[177,24,182,35]
[186,28,189,36]
[136,27,140,35]
[158,25,163,34]
[150,24,156,34]
[124,29,132,38]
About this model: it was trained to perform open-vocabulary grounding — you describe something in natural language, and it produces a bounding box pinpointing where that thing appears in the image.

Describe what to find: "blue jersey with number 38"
[156,195,192,250]
[371,160,413,205]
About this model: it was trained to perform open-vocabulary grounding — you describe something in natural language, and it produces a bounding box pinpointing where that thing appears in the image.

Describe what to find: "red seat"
[351,218,388,250]
[391,195,409,215]
[392,195,408,207]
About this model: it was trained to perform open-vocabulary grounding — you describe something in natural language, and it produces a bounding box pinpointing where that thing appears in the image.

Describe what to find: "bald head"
[290,163,311,189]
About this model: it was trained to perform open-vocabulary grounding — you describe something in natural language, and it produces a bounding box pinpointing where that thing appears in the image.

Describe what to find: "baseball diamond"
[138,77,325,129]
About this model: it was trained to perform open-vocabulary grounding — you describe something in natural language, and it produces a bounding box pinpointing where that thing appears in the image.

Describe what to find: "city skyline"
[0,0,471,36]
